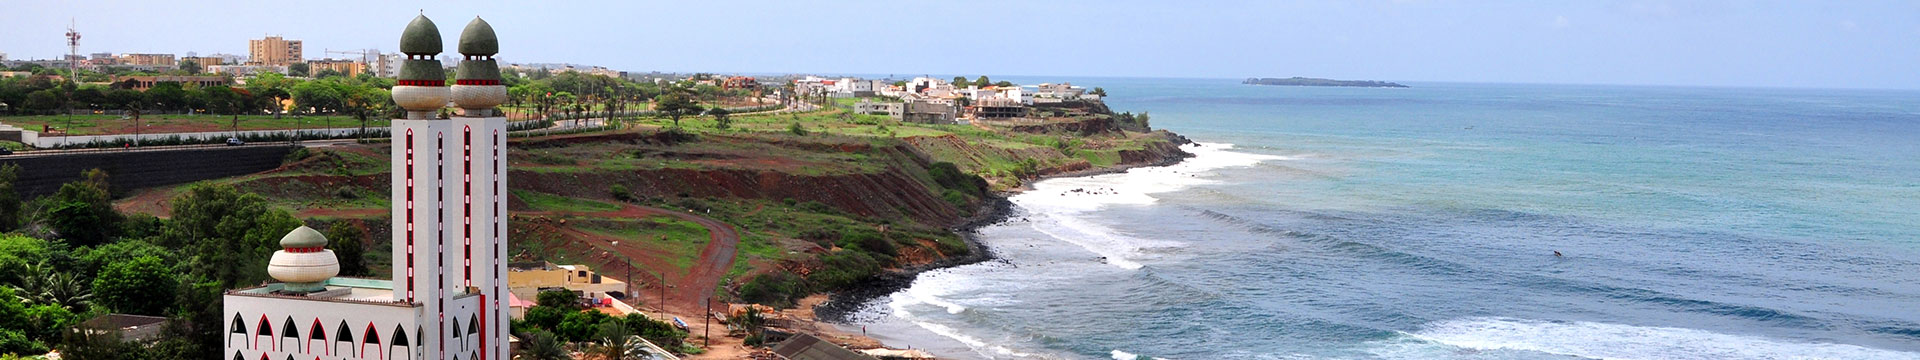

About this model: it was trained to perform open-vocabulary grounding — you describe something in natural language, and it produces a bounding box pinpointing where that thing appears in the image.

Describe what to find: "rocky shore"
[811,132,1195,324]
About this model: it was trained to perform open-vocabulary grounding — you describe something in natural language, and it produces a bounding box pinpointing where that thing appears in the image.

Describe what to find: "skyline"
[2,0,1917,90]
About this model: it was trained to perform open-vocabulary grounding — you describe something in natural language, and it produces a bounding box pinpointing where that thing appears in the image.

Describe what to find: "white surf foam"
[886,296,1031,358]
[1110,350,1139,360]
[1014,142,1285,270]
[1012,142,1287,213]
[1405,317,1920,360]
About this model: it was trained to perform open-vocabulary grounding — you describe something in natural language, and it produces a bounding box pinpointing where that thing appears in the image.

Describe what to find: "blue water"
[850,80,1920,359]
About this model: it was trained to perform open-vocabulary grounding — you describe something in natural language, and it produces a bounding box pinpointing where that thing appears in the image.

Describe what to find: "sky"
[2,0,1916,89]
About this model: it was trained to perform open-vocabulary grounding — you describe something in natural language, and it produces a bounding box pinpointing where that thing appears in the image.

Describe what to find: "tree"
[518,330,569,360]
[653,92,701,128]
[40,169,121,247]
[951,76,970,88]
[287,63,310,77]
[975,76,991,87]
[324,221,368,276]
[1090,87,1107,96]
[167,184,302,288]
[292,80,344,114]
[621,313,685,347]
[11,263,92,312]
[0,164,19,232]
[995,81,1014,87]
[591,323,641,360]
[708,107,731,129]
[178,59,201,75]
[92,256,177,316]
[314,69,344,79]
[537,290,579,309]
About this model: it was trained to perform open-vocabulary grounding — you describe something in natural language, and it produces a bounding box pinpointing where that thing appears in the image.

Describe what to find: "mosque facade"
[223,13,511,360]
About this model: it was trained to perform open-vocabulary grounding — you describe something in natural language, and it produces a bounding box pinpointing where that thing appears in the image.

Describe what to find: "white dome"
[452,85,508,111]
[268,249,341,284]
[393,86,452,112]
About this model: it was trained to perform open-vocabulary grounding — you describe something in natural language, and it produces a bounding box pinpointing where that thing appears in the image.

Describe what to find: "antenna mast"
[65,18,81,86]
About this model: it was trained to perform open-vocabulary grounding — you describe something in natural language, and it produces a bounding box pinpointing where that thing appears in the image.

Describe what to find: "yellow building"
[506,262,630,316]
[248,36,303,66]
[182,56,225,66]
[307,59,368,77]
[119,53,175,66]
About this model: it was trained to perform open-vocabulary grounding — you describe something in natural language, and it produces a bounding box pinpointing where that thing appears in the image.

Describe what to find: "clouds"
[1554,15,1572,29]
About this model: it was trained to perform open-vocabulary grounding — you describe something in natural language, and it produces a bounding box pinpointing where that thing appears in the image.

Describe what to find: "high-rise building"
[249,36,304,66]
[223,14,510,360]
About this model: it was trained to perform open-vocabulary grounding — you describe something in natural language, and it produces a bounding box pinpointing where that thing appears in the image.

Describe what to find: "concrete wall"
[0,145,294,199]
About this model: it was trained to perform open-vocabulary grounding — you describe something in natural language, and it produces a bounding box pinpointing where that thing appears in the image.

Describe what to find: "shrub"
[737,271,806,308]
[810,251,881,290]
[787,122,809,136]
[610,183,634,202]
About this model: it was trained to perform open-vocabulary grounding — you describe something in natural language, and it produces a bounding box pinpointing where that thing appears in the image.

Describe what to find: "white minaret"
[449,16,510,360]
[388,13,508,359]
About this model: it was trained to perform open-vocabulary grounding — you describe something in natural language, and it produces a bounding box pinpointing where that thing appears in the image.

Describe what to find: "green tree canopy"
[40,169,121,247]
[166,184,302,288]
[92,256,177,316]
[324,221,368,276]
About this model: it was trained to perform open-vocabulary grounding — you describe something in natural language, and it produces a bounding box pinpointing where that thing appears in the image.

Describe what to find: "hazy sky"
[3,0,1916,89]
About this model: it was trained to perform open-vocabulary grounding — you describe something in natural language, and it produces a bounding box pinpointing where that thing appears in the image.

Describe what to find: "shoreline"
[808,139,1197,330]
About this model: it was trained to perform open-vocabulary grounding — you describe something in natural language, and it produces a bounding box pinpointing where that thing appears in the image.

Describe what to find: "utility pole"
[64,19,80,148]
[703,298,711,348]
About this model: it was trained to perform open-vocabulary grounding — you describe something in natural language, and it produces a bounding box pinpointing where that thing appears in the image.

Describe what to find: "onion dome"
[395,14,449,117]
[268,226,340,293]
[400,14,443,55]
[458,17,498,56]
[280,225,328,248]
[453,16,507,112]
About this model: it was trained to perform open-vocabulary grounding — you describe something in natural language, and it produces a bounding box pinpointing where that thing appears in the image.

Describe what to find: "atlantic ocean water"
[843,79,1920,359]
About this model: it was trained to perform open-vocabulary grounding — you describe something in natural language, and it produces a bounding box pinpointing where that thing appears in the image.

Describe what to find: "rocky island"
[1244,77,1409,88]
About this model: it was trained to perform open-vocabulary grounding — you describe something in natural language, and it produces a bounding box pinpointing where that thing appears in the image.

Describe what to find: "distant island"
[1243,77,1408,88]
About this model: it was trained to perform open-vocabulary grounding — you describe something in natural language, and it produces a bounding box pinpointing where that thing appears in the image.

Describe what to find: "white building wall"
[222,295,425,360]
[451,116,510,360]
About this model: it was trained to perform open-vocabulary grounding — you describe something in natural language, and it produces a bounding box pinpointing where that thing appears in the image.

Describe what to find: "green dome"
[458,17,498,56]
[280,226,328,249]
[400,14,443,55]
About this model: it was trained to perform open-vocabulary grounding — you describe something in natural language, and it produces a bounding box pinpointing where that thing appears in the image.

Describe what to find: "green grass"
[580,217,711,272]
[512,189,621,212]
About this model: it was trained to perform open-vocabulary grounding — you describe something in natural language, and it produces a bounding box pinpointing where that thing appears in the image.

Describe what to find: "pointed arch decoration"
[229,313,248,349]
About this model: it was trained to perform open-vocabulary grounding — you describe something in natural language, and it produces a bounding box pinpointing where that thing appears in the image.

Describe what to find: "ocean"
[843,79,1920,359]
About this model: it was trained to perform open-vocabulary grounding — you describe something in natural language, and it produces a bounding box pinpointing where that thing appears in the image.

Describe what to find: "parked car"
[226,137,245,146]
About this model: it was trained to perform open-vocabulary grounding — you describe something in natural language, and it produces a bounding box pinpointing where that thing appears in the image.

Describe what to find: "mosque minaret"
[225,13,510,360]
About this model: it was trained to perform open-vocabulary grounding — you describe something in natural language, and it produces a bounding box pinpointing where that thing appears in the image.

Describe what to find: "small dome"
[458,17,498,56]
[280,226,328,249]
[400,14,443,55]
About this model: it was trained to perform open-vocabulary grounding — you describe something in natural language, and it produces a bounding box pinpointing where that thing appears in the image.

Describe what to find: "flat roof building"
[249,36,304,66]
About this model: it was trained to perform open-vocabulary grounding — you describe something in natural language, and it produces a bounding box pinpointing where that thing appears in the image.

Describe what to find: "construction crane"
[324,48,392,77]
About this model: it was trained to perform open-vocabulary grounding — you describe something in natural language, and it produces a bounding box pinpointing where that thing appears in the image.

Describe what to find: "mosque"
[223,13,512,360]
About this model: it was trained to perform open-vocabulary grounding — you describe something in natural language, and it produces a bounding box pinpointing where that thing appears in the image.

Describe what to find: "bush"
[810,251,881,291]
[737,271,806,308]
[537,290,579,309]
[941,189,970,209]
[787,122,809,136]
[841,230,896,257]
[610,183,634,202]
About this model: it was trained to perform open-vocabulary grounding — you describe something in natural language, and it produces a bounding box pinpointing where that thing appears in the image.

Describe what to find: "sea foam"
[1014,143,1285,270]
[1404,317,1920,360]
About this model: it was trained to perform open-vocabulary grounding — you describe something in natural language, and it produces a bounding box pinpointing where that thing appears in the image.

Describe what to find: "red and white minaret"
[449,16,510,360]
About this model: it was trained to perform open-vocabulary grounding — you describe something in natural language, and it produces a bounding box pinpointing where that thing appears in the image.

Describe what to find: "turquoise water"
[850,79,1920,359]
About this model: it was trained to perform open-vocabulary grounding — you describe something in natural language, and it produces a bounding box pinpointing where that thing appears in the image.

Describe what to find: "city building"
[854,99,902,119]
[111,75,230,91]
[970,97,1027,119]
[505,262,629,307]
[903,99,959,124]
[184,56,227,66]
[721,76,759,90]
[120,53,176,66]
[249,36,304,66]
[207,65,287,77]
[222,14,511,360]
[308,59,369,77]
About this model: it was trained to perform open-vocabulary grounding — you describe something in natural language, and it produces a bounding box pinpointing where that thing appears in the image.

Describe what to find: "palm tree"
[591,323,644,360]
[520,330,570,360]
[12,263,93,311]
